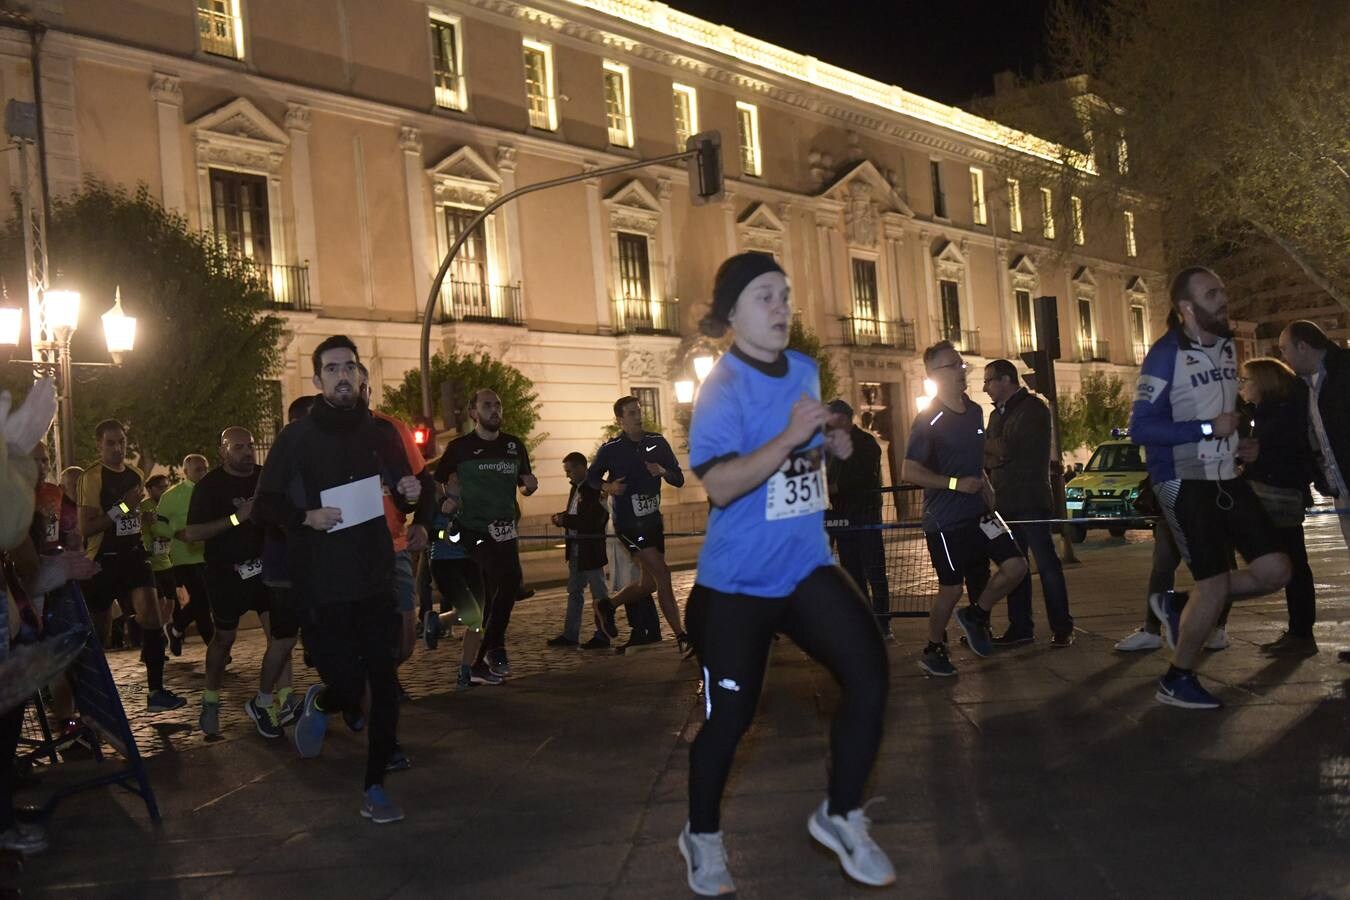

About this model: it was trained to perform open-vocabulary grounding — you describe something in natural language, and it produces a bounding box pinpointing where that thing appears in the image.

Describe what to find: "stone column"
[583,164,612,331]
[400,126,430,313]
[150,74,184,215]
[285,104,321,307]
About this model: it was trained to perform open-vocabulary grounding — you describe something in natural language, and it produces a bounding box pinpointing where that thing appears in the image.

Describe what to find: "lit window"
[1116,132,1130,175]
[1040,186,1055,239]
[1071,194,1085,245]
[429,13,465,111]
[197,0,244,60]
[736,101,761,177]
[603,61,634,148]
[970,168,987,225]
[1124,210,1137,257]
[672,83,698,150]
[631,386,661,429]
[1007,178,1023,233]
[522,40,557,131]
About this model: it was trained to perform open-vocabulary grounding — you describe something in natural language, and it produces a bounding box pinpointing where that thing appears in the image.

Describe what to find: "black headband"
[710,253,786,326]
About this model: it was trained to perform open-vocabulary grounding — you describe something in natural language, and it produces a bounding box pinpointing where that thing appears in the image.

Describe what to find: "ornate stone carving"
[150,73,182,106]
[620,347,673,380]
[284,104,311,133]
[399,126,422,154]
[656,177,673,201]
[496,143,517,172]
[844,181,879,248]
[194,137,284,174]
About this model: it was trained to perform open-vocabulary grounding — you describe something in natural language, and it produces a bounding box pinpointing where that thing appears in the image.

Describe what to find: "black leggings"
[684,565,889,833]
[467,536,522,663]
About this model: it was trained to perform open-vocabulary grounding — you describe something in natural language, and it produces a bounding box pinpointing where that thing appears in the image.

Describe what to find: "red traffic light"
[413,427,428,446]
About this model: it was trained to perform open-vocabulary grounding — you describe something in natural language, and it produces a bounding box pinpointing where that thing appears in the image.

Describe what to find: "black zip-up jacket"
[561,480,609,571]
[826,425,883,523]
[984,387,1054,518]
[1242,395,1317,502]
[253,398,432,607]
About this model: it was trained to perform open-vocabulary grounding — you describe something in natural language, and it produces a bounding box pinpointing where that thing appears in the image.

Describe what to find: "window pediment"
[737,202,785,254]
[604,179,661,235]
[933,239,967,281]
[1073,265,1098,298]
[428,145,502,207]
[190,98,288,174]
[1009,253,1039,291]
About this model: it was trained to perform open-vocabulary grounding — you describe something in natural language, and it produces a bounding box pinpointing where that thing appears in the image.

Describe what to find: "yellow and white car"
[1063,439,1149,542]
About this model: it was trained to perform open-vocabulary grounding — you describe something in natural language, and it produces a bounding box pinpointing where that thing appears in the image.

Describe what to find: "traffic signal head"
[411,415,437,459]
[687,131,724,207]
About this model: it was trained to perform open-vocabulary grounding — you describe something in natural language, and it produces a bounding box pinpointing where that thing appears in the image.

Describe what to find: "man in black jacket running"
[254,335,431,824]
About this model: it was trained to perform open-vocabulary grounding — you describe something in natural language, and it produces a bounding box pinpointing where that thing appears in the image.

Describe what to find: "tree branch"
[1249,220,1350,311]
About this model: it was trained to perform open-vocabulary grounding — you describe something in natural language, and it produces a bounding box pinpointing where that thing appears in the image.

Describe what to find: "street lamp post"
[0,285,137,467]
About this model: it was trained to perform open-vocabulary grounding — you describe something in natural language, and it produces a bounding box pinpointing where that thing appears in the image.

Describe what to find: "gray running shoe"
[807,800,896,887]
[293,683,329,758]
[147,689,187,713]
[485,649,511,677]
[198,700,222,736]
[677,823,735,896]
[954,606,993,658]
[278,691,304,726]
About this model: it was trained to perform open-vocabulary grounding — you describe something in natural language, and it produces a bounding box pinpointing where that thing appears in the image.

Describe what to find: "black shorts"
[925,517,1023,587]
[265,585,301,640]
[1155,478,1281,581]
[617,519,665,555]
[152,569,177,604]
[81,550,154,613]
[206,564,271,631]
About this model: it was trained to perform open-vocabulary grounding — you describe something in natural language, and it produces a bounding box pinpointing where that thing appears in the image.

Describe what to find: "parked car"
[1062,439,1149,542]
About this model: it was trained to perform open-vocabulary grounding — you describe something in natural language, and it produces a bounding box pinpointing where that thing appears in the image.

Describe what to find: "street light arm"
[418,148,698,418]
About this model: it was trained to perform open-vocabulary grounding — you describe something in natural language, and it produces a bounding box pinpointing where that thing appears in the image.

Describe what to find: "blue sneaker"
[360,785,405,824]
[293,684,328,758]
[1156,670,1221,709]
[954,606,993,658]
[1148,591,1184,650]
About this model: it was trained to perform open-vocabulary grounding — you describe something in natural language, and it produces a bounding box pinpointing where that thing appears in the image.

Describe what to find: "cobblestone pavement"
[101,569,702,759]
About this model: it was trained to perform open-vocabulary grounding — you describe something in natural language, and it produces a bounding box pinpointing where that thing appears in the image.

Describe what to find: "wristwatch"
[1200,421,1214,437]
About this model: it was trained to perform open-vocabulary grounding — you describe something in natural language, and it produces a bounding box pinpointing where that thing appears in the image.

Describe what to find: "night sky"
[665,0,1063,107]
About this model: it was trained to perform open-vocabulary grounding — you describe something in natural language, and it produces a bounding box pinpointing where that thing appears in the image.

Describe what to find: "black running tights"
[684,565,889,833]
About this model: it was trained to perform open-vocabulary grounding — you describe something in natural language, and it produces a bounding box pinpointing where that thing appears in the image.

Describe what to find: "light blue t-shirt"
[689,347,834,597]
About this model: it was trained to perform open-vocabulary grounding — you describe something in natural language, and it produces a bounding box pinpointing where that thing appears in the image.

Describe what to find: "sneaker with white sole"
[1114,628,1163,652]
[677,823,735,896]
[1205,626,1230,651]
[807,800,896,887]
[360,785,405,823]
[1155,669,1221,710]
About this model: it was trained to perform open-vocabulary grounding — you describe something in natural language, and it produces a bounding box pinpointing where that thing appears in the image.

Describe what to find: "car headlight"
[1066,486,1084,499]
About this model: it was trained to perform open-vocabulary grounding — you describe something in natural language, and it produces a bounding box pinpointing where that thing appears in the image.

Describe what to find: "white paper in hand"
[319,474,385,532]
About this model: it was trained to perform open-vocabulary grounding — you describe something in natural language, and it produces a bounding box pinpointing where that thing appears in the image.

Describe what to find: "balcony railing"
[613,296,679,336]
[240,260,311,312]
[1132,341,1147,365]
[1077,339,1111,363]
[1015,330,1036,354]
[433,73,466,110]
[841,316,916,351]
[440,281,524,325]
[936,322,981,356]
[197,4,240,59]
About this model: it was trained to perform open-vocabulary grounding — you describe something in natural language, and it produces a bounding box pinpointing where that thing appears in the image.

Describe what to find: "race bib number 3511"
[765,450,827,521]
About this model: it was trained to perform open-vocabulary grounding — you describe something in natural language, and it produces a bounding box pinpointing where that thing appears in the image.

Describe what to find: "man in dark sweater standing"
[549,451,611,647]
[983,359,1074,646]
[254,335,430,824]
[825,399,892,637]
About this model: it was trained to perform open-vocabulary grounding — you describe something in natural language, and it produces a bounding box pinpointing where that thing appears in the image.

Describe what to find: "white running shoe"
[1114,628,1163,652]
[1205,626,1230,651]
[677,823,735,896]
[807,799,896,887]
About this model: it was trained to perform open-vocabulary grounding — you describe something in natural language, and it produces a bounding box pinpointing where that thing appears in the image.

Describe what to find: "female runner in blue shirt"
[678,252,894,895]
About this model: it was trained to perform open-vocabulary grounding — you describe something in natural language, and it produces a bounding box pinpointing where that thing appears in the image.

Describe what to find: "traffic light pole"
[417,142,719,420]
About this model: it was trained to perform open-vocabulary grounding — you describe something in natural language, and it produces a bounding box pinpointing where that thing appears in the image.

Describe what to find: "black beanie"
[709,252,786,329]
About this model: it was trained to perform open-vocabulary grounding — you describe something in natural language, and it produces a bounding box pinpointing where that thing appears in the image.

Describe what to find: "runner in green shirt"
[158,454,214,655]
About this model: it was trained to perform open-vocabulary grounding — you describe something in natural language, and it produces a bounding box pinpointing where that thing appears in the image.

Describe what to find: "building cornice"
[469,0,1094,172]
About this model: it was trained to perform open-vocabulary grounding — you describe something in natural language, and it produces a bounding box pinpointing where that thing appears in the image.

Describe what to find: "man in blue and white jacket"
[1131,266,1289,710]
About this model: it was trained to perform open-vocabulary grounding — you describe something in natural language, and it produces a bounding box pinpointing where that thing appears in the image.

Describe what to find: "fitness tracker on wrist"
[948,476,959,491]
